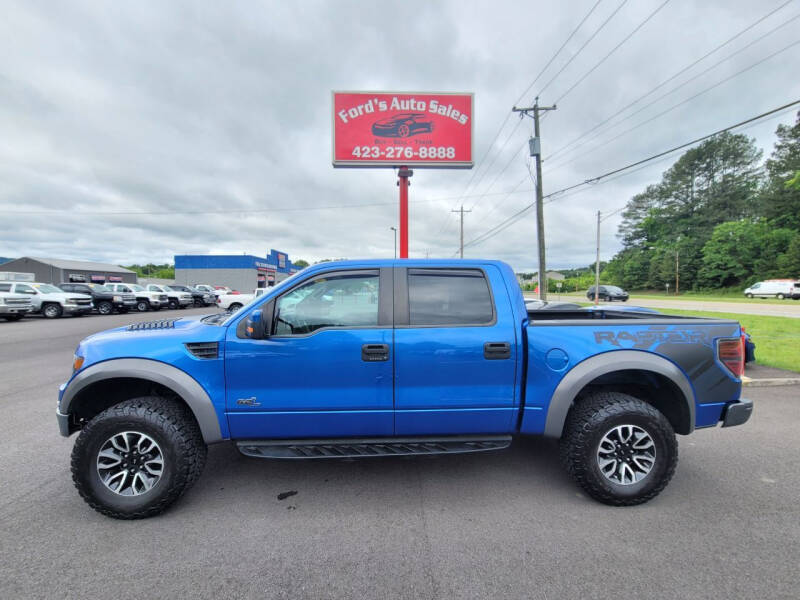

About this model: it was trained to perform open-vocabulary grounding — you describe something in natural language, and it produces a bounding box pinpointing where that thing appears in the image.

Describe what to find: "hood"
[42,292,92,300]
[76,314,228,369]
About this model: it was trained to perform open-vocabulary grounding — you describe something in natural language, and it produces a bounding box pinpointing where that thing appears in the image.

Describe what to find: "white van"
[743,280,800,300]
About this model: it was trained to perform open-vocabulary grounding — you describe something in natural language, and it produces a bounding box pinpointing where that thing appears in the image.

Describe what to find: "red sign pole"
[397,166,412,258]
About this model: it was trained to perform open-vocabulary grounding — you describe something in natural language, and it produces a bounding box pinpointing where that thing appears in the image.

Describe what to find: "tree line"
[600,111,800,291]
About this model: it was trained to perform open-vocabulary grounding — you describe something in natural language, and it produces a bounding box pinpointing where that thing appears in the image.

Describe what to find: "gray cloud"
[1,0,798,271]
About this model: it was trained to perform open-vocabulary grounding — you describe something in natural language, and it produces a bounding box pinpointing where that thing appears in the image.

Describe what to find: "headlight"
[64,299,77,305]
[0,298,5,305]
[113,295,122,302]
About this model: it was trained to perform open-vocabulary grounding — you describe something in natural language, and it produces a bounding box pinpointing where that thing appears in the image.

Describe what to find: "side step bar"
[236,435,512,459]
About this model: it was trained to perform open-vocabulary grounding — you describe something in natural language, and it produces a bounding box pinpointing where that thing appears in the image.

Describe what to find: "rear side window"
[408,269,494,326]
[0,283,10,292]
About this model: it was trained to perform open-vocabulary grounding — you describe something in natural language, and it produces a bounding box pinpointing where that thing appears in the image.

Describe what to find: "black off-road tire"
[228,302,243,312]
[71,396,207,519]
[559,391,678,506]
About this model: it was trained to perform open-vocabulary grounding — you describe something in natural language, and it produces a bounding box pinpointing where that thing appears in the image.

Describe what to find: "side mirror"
[245,309,265,339]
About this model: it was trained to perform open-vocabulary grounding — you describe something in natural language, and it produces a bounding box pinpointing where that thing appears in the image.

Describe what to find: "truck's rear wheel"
[228,302,243,312]
[71,396,207,519]
[559,391,677,506]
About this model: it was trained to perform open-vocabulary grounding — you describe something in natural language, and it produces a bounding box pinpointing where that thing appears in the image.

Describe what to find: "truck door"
[224,268,394,439]
[393,266,519,435]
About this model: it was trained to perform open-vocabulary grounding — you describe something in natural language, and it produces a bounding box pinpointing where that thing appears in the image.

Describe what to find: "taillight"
[718,338,744,378]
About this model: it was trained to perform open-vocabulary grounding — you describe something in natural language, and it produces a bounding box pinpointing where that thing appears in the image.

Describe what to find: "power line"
[538,0,629,97]
[552,0,672,105]
[546,0,796,162]
[462,99,800,248]
[544,36,800,174]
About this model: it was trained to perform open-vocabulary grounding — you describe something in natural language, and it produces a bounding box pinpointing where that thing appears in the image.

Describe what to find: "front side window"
[273,272,379,335]
[408,269,493,326]
[16,284,36,294]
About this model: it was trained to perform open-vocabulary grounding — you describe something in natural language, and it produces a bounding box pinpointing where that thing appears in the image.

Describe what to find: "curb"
[742,377,800,387]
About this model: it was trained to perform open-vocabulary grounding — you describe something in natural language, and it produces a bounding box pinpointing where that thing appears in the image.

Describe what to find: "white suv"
[2,282,92,318]
[107,283,168,312]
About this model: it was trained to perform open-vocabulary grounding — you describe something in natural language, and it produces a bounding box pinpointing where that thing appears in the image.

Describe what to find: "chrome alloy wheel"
[96,431,164,496]
[596,424,656,485]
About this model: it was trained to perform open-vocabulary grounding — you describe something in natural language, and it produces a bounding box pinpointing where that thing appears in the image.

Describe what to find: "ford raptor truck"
[58,260,752,519]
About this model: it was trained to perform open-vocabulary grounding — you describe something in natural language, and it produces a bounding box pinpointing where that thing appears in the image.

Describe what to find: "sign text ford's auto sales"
[332,91,473,168]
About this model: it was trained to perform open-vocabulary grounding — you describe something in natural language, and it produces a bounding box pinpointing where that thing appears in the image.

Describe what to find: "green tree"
[762,111,800,230]
[292,259,309,269]
[776,234,800,277]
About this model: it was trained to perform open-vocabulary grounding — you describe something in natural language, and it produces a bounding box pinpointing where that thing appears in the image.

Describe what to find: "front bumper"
[0,307,31,315]
[721,398,753,428]
[63,305,92,314]
[56,409,71,436]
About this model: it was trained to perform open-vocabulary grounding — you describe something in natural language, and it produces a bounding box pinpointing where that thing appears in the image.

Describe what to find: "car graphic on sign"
[371,113,435,138]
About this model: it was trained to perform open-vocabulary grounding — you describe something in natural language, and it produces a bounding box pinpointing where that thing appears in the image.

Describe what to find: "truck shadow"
[184,436,578,513]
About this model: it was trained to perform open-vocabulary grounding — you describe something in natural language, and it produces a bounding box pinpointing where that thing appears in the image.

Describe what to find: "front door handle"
[484,342,511,360]
[362,343,390,362]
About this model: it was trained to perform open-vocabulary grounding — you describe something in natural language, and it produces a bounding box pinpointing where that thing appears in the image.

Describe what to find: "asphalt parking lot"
[1,309,798,599]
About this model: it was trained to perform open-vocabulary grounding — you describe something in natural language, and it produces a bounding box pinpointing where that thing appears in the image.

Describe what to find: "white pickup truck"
[146,284,193,309]
[1,282,92,318]
[106,283,168,312]
[0,285,33,321]
[216,288,267,312]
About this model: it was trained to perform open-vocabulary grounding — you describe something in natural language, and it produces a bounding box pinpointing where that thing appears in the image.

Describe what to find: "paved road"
[530,294,800,318]
[1,310,798,599]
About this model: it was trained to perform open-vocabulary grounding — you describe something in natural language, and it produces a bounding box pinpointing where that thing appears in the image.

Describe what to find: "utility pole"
[675,249,679,295]
[390,227,397,259]
[595,210,601,307]
[452,205,472,258]
[513,97,556,300]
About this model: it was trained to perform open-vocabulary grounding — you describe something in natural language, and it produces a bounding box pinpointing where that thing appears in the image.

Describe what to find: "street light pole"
[390,227,397,259]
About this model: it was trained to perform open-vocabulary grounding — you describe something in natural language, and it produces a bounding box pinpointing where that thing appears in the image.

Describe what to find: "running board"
[236,435,512,459]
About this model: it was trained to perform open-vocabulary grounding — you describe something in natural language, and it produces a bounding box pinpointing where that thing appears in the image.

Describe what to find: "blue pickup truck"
[58,260,752,519]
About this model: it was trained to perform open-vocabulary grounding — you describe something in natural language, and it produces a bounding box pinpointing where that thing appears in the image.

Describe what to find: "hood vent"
[127,319,178,331]
[185,342,219,359]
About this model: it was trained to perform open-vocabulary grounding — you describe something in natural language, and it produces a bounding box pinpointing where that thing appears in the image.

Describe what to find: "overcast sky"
[1,0,798,271]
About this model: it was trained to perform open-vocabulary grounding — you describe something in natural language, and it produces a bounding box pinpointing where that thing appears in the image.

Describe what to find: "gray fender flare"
[61,358,222,443]
[543,350,695,438]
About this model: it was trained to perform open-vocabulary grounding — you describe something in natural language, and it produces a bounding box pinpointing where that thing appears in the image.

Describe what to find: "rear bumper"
[721,398,753,428]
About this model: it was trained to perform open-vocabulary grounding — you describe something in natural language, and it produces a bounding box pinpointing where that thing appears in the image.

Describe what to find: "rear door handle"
[484,342,511,360]
[362,343,390,362]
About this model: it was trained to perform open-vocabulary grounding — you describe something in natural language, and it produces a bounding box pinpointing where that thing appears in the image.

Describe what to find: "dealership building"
[0,257,137,285]
[174,249,301,291]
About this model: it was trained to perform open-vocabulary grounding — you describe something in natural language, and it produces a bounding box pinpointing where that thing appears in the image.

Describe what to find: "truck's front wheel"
[560,392,677,506]
[71,397,207,519]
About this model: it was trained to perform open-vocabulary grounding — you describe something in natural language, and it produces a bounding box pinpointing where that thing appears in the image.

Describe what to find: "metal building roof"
[24,257,135,273]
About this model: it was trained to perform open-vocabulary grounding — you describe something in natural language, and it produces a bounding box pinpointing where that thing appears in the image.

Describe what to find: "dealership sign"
[332,91,473,168]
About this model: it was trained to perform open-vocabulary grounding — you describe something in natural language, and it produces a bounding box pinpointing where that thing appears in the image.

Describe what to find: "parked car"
[146,284,192,310]
[0,285,33,321]
[192,284,220,297]
[168,285,215,307]
[106,283,167,312]
[58,259,751,518]
[2,282,92,318]
[371,113,434,138]
[216,288,267,312]
[743,280,800,300]
[59,282,137,315]
[586,285,629,302]
[525,299,583,311]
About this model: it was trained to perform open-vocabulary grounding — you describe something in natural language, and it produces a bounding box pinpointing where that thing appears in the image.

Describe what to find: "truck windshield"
[33,284,62,293]
[89,284,111,292]
[129,285,145,292]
